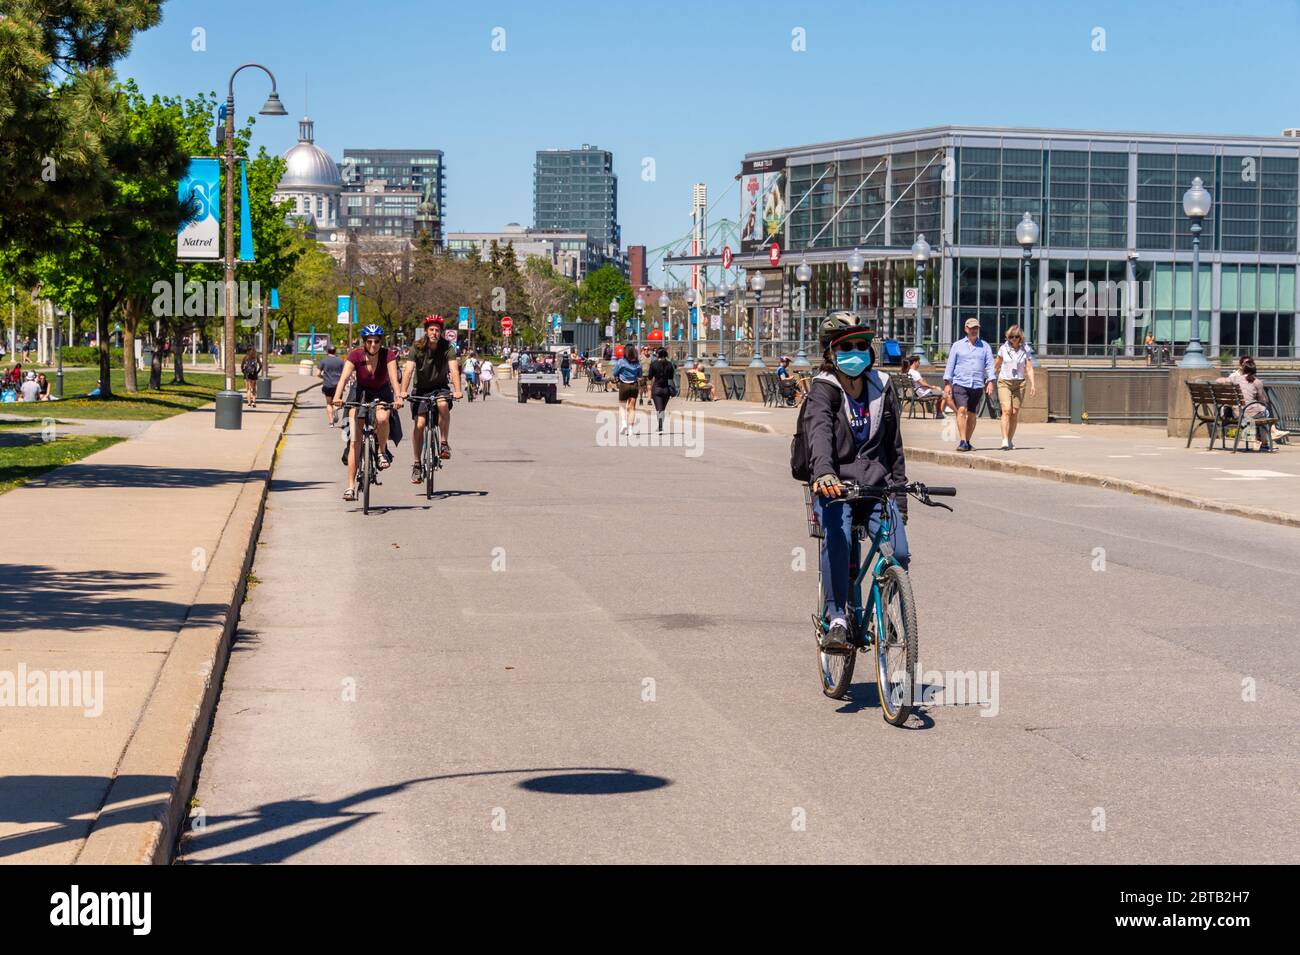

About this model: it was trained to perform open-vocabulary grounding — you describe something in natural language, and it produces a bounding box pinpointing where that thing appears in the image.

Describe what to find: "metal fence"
[1263,379,1300,432]
[1047,368,1169,424]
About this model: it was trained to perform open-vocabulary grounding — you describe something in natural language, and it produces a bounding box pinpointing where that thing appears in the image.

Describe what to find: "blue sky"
[120,0,1300,268]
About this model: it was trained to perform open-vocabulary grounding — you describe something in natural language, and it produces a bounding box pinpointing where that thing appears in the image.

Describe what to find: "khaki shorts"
[997,378,1025,413]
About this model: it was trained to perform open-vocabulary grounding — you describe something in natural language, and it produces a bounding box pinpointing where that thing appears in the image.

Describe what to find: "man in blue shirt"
[943,317,996,451]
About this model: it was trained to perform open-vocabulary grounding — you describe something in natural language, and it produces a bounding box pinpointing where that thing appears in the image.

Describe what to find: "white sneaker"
[1272,426,1290,441]
[1000,439,1010,450]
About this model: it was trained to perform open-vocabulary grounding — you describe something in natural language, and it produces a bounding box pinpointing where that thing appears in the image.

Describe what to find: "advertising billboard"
[739,157,787,253]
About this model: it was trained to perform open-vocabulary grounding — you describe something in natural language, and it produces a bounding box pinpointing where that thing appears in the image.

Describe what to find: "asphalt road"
[179,384,1300,863]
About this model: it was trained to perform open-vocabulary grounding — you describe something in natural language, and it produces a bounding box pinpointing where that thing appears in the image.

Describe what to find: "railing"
[1263,379,1300,432]
[1047,368,1169,424]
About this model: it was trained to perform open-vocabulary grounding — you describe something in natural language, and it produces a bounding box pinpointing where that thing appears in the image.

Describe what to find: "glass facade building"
[341,148,446,240]
[533,145,620,253]
[740,126,1300,358]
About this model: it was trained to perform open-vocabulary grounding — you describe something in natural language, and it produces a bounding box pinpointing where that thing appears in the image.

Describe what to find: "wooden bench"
[892,372,943,419]
[757,372,780,407]
[721,373,746,401]
[685,371,714,401]
[1186,380,1279,451]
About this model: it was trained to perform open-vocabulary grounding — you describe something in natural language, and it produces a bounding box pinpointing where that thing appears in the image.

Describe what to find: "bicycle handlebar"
[836,480,957,509]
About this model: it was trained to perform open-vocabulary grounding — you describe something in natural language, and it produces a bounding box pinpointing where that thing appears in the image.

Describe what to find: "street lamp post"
[1015,212,1040,366]
[634,295,645,354]
[217,63,287,431]
[684,287,697,363]
[53,306,66,398]
[910,235,931,365]
[847,247,865,318]
[1180,177,1213,368]
[794,259,812,368]
[749,271,767,367]
[658,292,669,355]
[714,286,729,367]
[609,297,619,352]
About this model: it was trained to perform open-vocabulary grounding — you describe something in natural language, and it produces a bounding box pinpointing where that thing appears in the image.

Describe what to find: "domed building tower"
[273,116,342,232]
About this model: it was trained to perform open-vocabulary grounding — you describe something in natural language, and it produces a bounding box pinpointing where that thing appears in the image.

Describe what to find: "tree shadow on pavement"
[0,564,220,633]
[180,767,672,863]
[30,463,327,491]
[0,773,175,860]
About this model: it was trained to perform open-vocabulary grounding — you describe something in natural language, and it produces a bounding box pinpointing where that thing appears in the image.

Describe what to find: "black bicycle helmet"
[819,311,873,349]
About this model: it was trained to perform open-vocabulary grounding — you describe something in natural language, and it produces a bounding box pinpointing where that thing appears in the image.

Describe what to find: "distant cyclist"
[333,324,404,501]
[796,313,909,652]
[400,315,462,482]
[462,351,480,397]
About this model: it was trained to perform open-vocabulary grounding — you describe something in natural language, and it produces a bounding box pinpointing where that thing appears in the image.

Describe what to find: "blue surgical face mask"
[834,351,872,378]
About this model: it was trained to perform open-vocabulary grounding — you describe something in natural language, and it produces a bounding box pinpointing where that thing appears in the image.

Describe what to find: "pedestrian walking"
[942,317,996,451]
[994,325,1036,450]
[561,351,571,387]
[479,357,494,398]
[614,343,642,433]
[241,345,261,408]
[316,345,345,426]
[647,347,676,432]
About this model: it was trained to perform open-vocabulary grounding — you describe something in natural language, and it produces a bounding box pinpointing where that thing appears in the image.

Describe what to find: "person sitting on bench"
[688,365,717,401]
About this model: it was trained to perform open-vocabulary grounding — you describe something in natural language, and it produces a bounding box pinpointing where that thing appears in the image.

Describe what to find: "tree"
[521,256,575,343]
[278,227,343,347]
[0,1,168,269]
[33,80,190,397]
[576,264,632,335]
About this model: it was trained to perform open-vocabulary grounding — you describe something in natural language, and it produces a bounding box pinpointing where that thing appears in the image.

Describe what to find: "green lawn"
[0,434,124,495]
[3,368,226,420]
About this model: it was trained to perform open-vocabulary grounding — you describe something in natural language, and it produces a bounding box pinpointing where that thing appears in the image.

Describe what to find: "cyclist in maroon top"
[332,324,404,500]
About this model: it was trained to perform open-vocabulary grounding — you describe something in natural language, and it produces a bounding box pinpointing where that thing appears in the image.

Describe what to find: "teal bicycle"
[807,480,956,726]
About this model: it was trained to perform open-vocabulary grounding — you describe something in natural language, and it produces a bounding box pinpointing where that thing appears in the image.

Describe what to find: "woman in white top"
[479,359,494,398]
[993,325,1036,450]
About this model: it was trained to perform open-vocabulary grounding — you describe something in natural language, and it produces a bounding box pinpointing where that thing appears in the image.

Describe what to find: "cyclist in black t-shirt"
[399,315,462,483]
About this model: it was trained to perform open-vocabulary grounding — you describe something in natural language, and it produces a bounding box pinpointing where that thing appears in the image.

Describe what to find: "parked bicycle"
[807,480,956,726]
[341,399,391,515]
[408,394,455,499]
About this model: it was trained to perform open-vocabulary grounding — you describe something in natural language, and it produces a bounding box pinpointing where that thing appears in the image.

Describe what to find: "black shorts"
[617,381,639,401]
[409,388,452,423]
[951,383,984,413]
[321,383,337,401]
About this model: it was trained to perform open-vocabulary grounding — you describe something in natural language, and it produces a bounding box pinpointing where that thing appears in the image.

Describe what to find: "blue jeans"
[814,495,910,621]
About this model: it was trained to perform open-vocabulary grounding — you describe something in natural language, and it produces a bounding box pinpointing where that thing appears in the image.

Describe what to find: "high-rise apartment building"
[533,145,619,254]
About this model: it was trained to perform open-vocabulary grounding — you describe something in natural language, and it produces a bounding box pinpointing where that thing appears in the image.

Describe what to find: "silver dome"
[278,117,342,192]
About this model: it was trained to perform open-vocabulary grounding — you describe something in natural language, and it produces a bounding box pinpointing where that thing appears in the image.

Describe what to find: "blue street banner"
[337,296,352,325]
[458,306,470,330]
[177,158,220,260]
[269,288,279,309]
[238,161,255,262]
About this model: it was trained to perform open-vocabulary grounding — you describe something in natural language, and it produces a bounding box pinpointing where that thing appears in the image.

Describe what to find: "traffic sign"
[768,243,781,267]
[721,246,732,269]
[445,328,458,343]
[903,287,919,309]
[501,315,513,334]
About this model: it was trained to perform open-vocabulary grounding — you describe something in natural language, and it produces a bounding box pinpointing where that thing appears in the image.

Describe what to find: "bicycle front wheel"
[874,564,918,726]
[425,434,436,499]
[362,435,375,515]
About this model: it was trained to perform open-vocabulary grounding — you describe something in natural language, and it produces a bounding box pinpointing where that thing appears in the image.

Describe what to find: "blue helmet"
[361,323,385,339]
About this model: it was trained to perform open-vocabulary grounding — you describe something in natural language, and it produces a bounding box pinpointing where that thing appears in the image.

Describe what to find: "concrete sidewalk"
[547,380,1300,527]
[0,373,319,864]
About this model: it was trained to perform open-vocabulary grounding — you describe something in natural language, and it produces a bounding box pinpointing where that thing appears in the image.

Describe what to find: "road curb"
[904,446,1300,529]
[74,386,310,865]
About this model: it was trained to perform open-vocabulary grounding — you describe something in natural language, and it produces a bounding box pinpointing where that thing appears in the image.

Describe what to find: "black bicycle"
[806,480,956,726]
[408,393,455,499]
[341,399,392,515]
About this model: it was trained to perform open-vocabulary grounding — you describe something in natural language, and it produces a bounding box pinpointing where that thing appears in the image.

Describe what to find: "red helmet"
[423,314,445,328]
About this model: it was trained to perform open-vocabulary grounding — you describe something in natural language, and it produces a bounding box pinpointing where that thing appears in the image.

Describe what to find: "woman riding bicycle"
[400,314,462,483]
[333,324,404,501]
[799,313,909,652]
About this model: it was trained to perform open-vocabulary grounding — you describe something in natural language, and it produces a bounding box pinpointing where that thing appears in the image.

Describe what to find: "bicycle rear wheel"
[874,564,918,726]
[815,572,855,699]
